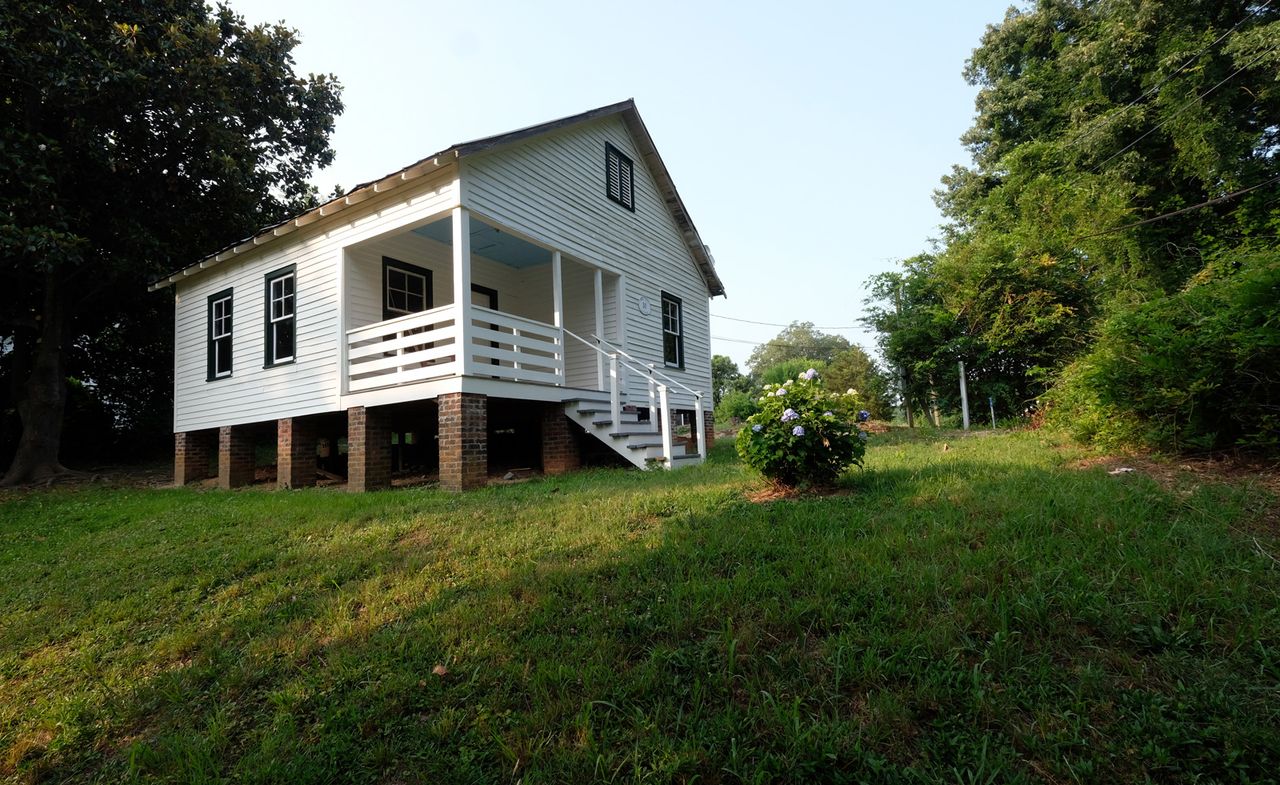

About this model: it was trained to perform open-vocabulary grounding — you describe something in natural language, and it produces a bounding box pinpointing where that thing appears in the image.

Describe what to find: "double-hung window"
[207,289,233,380]
[605,142,635,211]
[264,266,296,366]
[661,292,683,369]
[382,257,431,319]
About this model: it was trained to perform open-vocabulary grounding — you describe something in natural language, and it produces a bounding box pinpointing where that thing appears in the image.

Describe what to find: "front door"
[471,285,499,368]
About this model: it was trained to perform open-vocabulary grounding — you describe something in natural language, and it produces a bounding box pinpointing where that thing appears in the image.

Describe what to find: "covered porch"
[340,207,622,397]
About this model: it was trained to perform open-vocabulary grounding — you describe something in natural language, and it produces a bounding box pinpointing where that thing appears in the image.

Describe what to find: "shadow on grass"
[5,438,1280,783]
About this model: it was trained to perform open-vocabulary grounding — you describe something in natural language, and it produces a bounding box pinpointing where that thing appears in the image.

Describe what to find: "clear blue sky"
[228,0,1016,369]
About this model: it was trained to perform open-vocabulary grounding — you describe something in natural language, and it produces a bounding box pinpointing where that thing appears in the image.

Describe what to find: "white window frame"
[265,268,296,366]
[661,292,683,369]
[385,266,428,317]
[208,289,233,380]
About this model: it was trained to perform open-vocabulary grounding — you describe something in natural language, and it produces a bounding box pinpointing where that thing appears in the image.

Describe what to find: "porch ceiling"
[413,218,551,269]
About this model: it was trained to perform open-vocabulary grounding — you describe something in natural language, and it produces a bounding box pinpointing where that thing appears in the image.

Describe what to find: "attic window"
[605,143,634,211]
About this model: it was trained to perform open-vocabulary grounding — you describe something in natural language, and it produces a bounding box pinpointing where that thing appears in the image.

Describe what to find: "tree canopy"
[1,0,343,483]
[745,322,851,375]
[866,0,1280,446]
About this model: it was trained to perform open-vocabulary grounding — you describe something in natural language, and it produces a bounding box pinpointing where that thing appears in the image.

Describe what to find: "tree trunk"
[2,273,69,485]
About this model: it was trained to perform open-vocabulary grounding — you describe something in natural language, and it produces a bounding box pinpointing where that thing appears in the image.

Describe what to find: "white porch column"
[594,267,605,389]
[616,274,628,396]
[551,251,564,384]
[335,247,349,396]
[452,206,473,376]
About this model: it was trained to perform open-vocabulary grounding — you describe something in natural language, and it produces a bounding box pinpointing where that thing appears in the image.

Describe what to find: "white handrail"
[592,334,703,401]
[562,328,704,468]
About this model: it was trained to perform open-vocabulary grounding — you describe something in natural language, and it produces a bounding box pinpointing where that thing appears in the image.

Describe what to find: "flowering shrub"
[735,369,867,487]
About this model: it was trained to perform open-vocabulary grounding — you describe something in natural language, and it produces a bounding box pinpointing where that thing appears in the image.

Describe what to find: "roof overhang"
[150,100,724,297]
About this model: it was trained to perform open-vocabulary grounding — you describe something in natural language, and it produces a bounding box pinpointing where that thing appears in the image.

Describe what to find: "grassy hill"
[2,430,1277,783]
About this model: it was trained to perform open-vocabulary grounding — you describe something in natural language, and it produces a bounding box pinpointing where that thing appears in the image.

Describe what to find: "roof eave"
[147,151,460,291]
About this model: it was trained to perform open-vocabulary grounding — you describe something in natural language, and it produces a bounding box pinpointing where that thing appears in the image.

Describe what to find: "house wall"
[172,172,458,433]
[344,231,531,330]
[462,114,714,410]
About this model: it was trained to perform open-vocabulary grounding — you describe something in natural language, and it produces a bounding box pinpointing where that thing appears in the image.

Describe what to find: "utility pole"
[896,279,913,428]
[958,360,970,431]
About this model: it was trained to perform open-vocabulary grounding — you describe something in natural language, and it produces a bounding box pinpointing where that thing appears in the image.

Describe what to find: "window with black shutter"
[661,292,683,369]
[264,266,296,367]
[207,289,233,381]
[605,142,635,211]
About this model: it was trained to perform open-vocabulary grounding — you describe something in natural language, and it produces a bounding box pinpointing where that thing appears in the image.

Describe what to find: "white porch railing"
[346,304,564,392]
[563,329,707,466]
[469,305,563,385]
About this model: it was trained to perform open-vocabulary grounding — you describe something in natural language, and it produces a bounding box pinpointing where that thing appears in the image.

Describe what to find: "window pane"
[215,338,231,375]
[388,270,405,291]
[281,293,294,318]
[407,291,424,312]
[274,320,294,361]
[664,332,678,364]
[388,290,405,312]
[283,275,294,298]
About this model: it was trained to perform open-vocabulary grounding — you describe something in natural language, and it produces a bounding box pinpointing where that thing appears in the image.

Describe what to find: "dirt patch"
[1068,451,1280,538]
[745,482,853,503]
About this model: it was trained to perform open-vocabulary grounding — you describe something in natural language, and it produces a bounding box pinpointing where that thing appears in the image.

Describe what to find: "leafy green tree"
[863,255,966,422]
[824,347,894,420]
[0,1,343,483]
[745,322,850,376]
[867,1,1280,447]
[711,354,749,407]
[759,358,826,387]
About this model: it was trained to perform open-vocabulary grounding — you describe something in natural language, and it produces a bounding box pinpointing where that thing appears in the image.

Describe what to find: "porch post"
[593,267,605,389]
[336,247,349,396]
[452,206,473,376]
[616,274,628,395]
[552,251,564,382]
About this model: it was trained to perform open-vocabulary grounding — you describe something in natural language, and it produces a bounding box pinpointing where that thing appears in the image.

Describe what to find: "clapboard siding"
[463,115,712,409]
[173,172,458,432]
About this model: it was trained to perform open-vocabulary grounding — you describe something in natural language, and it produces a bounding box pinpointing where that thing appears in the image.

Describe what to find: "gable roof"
[150,99,725,296]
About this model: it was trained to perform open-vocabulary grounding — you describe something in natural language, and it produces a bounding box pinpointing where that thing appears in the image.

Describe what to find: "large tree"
[745,322,851,376]
[867,0,1280,438]
[1,1,342,484]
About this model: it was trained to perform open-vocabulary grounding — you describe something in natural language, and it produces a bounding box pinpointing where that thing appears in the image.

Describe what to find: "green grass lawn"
[2,429,1278,783]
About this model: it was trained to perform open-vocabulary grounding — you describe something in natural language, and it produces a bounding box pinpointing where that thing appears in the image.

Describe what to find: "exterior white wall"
[462,115,714,410]
[172,172,457,432]
[344,231,529,330]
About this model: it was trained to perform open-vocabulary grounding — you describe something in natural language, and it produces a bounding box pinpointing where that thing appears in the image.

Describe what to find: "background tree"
[745,322,851,376]
[867,1,1280,448]
[0,0,343,483]
[710,354,749,407]
[824,347,894,420]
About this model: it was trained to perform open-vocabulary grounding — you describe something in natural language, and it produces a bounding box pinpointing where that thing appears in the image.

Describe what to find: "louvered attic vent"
[605,142,635,211]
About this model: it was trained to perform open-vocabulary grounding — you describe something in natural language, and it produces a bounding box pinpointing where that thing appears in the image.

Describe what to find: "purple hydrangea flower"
[792,425,805,437]
[774,388,787,397]
[802,368,818,381]
[781,408,799,422]
[858,431,868,441]
[858,410,871,422]
[752,424,763,433]
[823,410,834,417]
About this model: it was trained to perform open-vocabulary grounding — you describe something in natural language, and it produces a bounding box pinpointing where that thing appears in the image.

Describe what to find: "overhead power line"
[711,334,877,354]
[1091,41,1280,173]
[1062,0,1272,155]
[711,313,862,330]
[1073,174,1280,241]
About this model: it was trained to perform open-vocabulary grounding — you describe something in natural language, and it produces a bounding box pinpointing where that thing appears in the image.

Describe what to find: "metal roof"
[149,99,725,297]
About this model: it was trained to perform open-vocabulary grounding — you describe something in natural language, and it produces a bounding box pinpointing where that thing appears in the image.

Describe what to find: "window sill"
[263,359,296,370]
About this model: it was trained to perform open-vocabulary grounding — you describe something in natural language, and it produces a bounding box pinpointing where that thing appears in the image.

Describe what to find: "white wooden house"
[152,100,725,491]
